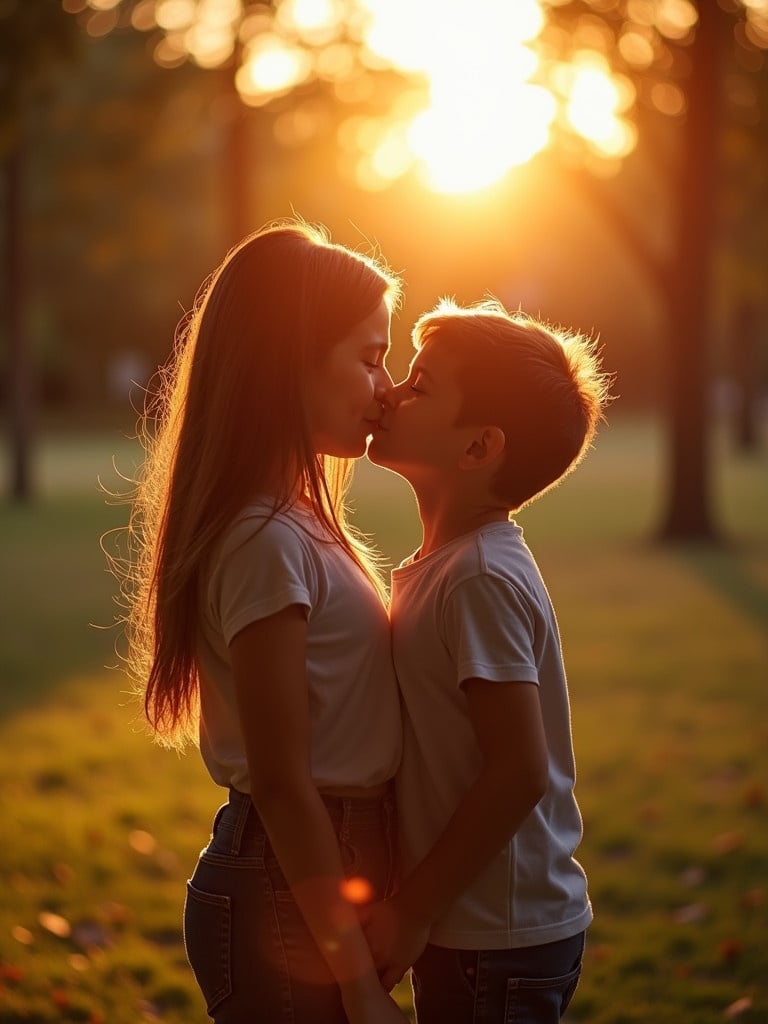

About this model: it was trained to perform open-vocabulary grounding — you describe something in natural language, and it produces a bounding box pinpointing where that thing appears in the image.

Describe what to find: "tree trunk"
[4,141,34,502]
[657,2,723,541]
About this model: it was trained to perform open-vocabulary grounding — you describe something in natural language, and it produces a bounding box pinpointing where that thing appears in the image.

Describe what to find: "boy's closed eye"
[409,370,429,393]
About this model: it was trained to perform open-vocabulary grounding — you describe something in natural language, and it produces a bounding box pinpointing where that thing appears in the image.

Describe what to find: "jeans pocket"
[504,963,582,1024]
[183,881,232,1015]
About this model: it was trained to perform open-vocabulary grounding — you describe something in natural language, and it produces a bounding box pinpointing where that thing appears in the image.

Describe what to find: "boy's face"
[367,338,469,478]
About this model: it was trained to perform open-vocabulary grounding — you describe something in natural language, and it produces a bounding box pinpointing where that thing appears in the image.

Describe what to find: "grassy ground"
[0,417,766,1023]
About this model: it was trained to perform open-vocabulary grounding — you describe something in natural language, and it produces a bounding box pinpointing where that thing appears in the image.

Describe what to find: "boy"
[365,299,611,1023]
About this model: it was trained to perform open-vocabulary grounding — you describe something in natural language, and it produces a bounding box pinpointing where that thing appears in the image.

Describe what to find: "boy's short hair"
[413,299,612,511]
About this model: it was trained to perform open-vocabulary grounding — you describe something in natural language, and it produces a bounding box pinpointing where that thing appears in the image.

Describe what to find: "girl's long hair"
[113,220,399,749]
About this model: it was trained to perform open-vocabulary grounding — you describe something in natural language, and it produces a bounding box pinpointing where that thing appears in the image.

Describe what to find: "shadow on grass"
[0,494,125,718]
[671,540,768,638]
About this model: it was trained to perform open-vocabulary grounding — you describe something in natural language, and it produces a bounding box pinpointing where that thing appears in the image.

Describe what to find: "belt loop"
[229,789,251,855]
[340,797,352,844]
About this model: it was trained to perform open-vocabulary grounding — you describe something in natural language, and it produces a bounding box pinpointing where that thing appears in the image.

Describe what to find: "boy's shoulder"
[459,520,529,568]
[422,521,535,589]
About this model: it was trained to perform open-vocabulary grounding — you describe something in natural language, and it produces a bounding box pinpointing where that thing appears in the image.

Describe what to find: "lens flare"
[340,876,373,904]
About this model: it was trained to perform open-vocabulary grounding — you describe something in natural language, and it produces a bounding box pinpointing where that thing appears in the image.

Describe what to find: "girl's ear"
[459,426,506,469]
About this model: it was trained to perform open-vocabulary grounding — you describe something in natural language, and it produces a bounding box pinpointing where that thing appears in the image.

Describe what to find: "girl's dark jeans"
[183,786,396,1023]
[411,931,585,1024]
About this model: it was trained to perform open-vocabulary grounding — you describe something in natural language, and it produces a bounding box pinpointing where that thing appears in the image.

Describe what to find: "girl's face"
[308,299,393,458]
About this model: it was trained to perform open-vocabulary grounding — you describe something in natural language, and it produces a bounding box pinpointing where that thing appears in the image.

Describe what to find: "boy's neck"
[413,484,509,559]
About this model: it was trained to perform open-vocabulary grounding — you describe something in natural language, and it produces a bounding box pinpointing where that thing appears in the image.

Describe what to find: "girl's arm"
[230,604,407,1022]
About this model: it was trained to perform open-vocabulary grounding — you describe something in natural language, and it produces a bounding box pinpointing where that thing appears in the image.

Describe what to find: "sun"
[351,0,636,193]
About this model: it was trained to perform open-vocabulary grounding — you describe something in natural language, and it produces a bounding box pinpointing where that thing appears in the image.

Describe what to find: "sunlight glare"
[155,0,195,31]
[654,0,698,40]
[197,0,241,28]
[185,22,236,67]
[130,0,156,31]
[562,56,635,156]
[134,0,646,192]
[618,29,656,68]
[277,0,343,45]
[237,34,313,103]
[408,83,555,193]
[358,0,549,192]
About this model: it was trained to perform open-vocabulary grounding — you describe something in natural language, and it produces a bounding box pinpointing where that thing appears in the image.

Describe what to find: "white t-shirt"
[391,521,592,949]
[196,501,402,793]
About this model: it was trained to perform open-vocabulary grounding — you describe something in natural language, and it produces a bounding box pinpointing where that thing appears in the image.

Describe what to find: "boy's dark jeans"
[411,931,585,1024]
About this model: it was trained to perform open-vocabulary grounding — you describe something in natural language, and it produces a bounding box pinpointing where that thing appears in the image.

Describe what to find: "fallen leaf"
[51,988,70,1009]
[38,912,71,938]
[741,887,764,909]
[155,849,180,874]
[11,926,34,945]
[713,831,744,855]
[129,830,157,855]
[724,996,753,1019]
[672,903,707,925]
[679,866,707,888]
[588,944,612,963]
[72,920,112,950]
[718,939,743,965]
[0,965,24,984]
[52,862,75,887]
[743,783,765,808]
[101,901,130,925]
[638,803,661,824]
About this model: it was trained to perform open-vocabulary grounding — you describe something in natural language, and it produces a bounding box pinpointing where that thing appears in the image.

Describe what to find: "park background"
[1,1,767,1021]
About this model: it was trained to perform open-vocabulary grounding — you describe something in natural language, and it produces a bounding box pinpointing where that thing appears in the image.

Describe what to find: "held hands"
[340,970,410,1023]
[359,895,432,993]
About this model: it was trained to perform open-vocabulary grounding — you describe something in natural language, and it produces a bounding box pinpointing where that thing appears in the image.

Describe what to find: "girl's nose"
[380,380,399,410]
[374,364,394,400]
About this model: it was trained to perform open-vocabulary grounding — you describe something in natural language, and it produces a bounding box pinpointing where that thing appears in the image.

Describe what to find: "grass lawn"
[0,416,766,1023]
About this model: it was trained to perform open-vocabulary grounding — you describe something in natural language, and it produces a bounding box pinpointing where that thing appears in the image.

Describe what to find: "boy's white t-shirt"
[196,501,402,793]
[391,520,592,950]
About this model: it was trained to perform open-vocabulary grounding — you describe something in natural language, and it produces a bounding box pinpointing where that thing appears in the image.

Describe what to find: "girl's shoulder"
[222,501,320,557]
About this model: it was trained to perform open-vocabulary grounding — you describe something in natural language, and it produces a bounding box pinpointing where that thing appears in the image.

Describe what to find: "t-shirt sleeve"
[443,573,539,687]
[207,516,316,647]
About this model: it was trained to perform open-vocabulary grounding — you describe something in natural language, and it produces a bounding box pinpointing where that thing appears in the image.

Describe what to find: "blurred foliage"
[1,21,224,420]
[0,1,766,424]
[0,0,78,153]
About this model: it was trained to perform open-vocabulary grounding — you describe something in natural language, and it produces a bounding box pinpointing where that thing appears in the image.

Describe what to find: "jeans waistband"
[217,784,395,856]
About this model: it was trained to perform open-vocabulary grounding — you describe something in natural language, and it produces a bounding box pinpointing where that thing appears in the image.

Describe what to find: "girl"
[118,221,407,1023]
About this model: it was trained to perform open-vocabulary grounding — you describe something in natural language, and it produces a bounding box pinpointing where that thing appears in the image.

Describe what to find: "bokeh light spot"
[340,876,373,904]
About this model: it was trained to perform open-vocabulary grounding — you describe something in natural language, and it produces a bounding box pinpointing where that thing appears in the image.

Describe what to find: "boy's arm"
[366,678,548,989]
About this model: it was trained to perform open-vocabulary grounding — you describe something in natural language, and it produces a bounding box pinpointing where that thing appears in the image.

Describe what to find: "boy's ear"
[459,426,506,469]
